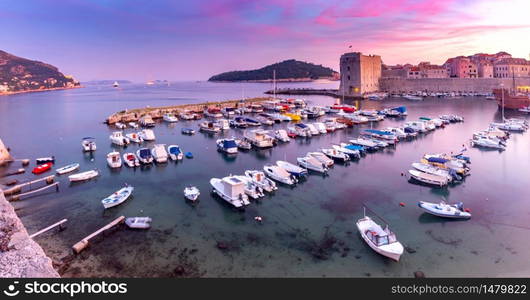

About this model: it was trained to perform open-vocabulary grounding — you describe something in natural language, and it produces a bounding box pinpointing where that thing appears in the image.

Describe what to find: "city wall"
[379,77,530,93]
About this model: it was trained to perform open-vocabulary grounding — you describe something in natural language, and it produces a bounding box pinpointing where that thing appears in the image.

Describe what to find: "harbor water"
[1,81,529,277]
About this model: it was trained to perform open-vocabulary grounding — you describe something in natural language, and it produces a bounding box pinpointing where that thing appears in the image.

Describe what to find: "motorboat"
[256,116,274,126]
[297,156,328,173]
[125,217,152,229]
[283,113,301,121]
[411,162,455,182]
[138,129,156,141]
[56,163,79,175]
[217,138,238,154]
[115,122,126,129]
[263,164,297,185]
[244,170,278,193]
[107,151,122,168]
[313,122,327,134]
[408,170,448,187]
[68,169,99,182]
[35,156,55,165]
[349,138,379,151]
[204,107,222,118]
[274,129,290,142]
[179,111,195,120]
[491,122,526,132]
[276,160,308,178]
[163,113,179,122]
[184,186,200,202]
[199,121,221,133]
[167,145,184,160]
[32,162,53,174]
[364,138,389,148]
[82,137,97,152]
[418,201,471,219]
[123,152,140,167]
[233,175,265,199]
[307,152,334,167]
[439,115,464,123]
[357,210,404,262]
[419,119,436,131]
[210,176,251,208]
[181,128,195,135]
[136,147,154,164]
[362,129,398,142]
[101,185,134,209]
[244,129,274,148]
[332,144,360,159]
[423,154,467,169]
[221,107,236,117]
[125,132,143,143]
[404,121,427,133]
[470,136,505,150]
[139,115,155,127]
[270,113,291,122]
[250,104,264,113]
[292,123,312,137]
[385,127,408,139]
[518,106,530,113]
[215,119,230,130]
[230,116,248,128]
[244,117,261,127]
[306,123,320,135]
[128,122,139,129]
[403,94,423,101]
[234,138,252,150]
[151,144,168,163]
[321,148,350,162]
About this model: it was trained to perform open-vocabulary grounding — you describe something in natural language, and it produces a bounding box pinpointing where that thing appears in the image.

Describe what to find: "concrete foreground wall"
[0,190,59,277]
[379,77,530,93]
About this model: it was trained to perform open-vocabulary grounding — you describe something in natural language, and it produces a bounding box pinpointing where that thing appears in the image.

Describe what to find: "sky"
[1,0,529,82]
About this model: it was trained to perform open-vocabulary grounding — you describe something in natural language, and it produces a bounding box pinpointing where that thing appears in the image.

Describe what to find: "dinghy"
[125,217,152,229]
[123,153,140,167]
[418,201,471,219]
[136,148,154,164]
[307,152,334,167]
[276,160,308,178]
[263,164,297,185]
[101,185,134,209]
[184,186,200,202]
[82,137,97,152]
[167,145,184,160]
[56,163,80,175]
[297,156,328,174]
[408,170,448,187]
[32,162,53,174]
[185,152,194,159]
[69,169,98,182]
[321,148,350,162]
[244,170,278,192]
[210,176,250,208]
[356,209,404,262]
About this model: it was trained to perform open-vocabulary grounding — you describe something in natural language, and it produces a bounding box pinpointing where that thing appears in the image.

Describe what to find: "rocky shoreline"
[0,85,82,97]
[0,190,59,277]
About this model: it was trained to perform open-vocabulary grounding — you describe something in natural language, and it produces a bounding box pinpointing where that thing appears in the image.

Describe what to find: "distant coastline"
[0,85,82,97]
[210,77,338,83]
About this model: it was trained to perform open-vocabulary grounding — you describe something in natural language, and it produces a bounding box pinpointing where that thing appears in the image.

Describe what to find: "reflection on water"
[1,82,529,277]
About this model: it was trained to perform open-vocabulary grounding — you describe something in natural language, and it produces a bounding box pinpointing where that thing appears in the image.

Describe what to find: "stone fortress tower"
[339,52,382,97]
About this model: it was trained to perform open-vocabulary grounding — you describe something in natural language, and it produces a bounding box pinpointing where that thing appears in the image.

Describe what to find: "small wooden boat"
[101,185,134,209]
[69,169,99,182]
[32,162,53,174]
[56,163,80,175]
[356,208,404,261]
[408,170,448,187]
[184,186,200,202]
[36,156,55,165]
[418,201,471,219]
[125,217,152,229]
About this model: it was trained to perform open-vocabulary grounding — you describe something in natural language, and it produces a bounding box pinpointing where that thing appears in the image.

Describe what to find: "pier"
[265,88,365,100]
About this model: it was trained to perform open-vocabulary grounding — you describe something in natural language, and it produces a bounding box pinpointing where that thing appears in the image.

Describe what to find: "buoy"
[400,172,404,176]
[254,216,263,222]
[399,202,405,207]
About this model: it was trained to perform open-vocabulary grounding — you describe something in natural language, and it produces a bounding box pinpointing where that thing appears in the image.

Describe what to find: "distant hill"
[0,50,79,94]
[208,59,339,82]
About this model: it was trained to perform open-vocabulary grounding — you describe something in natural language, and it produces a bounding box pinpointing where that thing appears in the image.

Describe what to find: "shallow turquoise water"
[1,82,529,277]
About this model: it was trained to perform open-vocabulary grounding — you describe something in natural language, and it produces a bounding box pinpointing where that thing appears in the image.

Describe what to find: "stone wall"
[0,138,11,165]
[379,77,530,93]
[0,190,59,277]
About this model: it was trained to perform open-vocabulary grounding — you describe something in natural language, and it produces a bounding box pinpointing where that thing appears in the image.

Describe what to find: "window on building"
[347,75,350,80]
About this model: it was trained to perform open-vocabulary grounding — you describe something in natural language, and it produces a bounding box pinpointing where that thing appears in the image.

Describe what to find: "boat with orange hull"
[493,89,530,110]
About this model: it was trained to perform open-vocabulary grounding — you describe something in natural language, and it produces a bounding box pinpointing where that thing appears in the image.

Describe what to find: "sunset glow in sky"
[1,0,529,81]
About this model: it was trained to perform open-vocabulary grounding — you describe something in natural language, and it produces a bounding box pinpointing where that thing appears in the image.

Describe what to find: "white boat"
[332,144,360,159]
[357,212,404,261]
[313,122,327,134]
[263,164,297,185]
[297,156,328,173]
[107,151,122,168]
[113,81,119,88]
[139,115,155,127]
[411,162,453,182]
[210,176,251,208]
[234,175,264,199]
[138,129,156,141]
[115,122,126,129]
[151,144,168,163]
[215,119,231,130]
[408,170,448,187]
[136,147,154,164]
[403,95,423,101]
[216,138,238,154]
[199,121,221,133]
[274,129,290,142]
[276,160,308,177]
[291,123,312,137]
[270,113,291,122]
[82,137,97,152]
[256,116,274,126]
[125,217,152,229]
[244,129,274,148]
[109,131,131,146]
[385,127,408,139]
[125,132,143,143]
[179,111,195,120]
[518,106,530,113]
[307,152,334,167]
[244,170,277,193]
[101,185,134,209]
[418,201,471,219]
[491,122,526,132]
[184,186,200,202]
[56,163,80,175]
[321,148,350,162]
[306,123,320,135]
[235,138,252,150]
[123,152,140,167]
[163,113,179,122]
[128,122,139,129]
[349,138,379,151]
[167,145,184,160]
[470,137,505,150]
[404,121,427,133]
[68,169,98,182]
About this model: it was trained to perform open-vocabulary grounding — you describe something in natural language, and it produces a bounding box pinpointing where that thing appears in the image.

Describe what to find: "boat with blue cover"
[167,145,184,160]
[185,152,194,159]
[362,129,397,142]
[276,160,308,178]
[217,138,238,154]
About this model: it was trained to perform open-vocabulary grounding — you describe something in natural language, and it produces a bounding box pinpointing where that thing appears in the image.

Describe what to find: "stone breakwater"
[379,77,530,93]
[0,190,59,277]
[106,97,271,124]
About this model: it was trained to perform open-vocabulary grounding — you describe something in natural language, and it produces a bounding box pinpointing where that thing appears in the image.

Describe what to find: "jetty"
[265,88,364,100]
[3,175,58,201]
[72,216,125,254]
[106,97,272,124]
